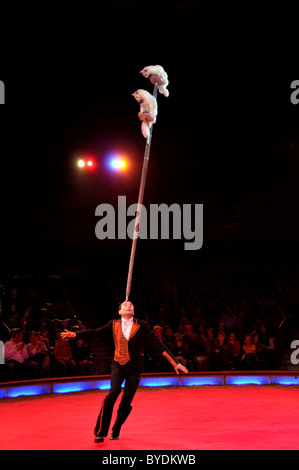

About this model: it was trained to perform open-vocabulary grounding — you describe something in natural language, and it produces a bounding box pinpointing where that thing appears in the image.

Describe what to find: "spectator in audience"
[55,300,76,321]
[50,319,63,346]
[191,307,206,330]
[172,337,190,369]
[197,323,210,353]
[178,307,189,325]
[4,286,21,312]
[183,323,201,356]
[43,303,55,320]
[250,317,263,343]
[63,314,86,331]
[4,328,38,380]
[153,325,164,341]
[146,325,172,372]
[173,322,185,340]
[5,303,19,329]
[221,305,238,333]
[70,331,95,376]
[206,328,217,354]
[39,308,49,328]
[217,321,227,336]
[226,331,241,369]
[240,334,259,369]
[52,331,76,376]
[19,306,37,337]
[256,324,276,369]
[163,325,175,352]
[213,331,229,370]
[39,323,50,349]
[235,308,246,338]
[26,331,50,377]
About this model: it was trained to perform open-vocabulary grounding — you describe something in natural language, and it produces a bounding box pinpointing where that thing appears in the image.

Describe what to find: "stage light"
[270,375,299,385]
[6,383,51,398]
[181,376,224,386]
[139,377,180,387]
[52,381,94,394]
[111,159,126,169]
[76,157,96,170]
[226,375,269,385]
[95,380,113,390]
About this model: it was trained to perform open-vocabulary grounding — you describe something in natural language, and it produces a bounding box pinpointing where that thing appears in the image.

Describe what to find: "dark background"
[0,0,298,316]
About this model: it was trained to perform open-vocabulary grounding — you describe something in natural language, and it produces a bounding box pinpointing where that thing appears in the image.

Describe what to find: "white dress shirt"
[5,340,29,363]
[121,317,133,340]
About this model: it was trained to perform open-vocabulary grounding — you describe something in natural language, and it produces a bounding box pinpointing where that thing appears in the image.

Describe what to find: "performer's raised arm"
[61,329,76,340]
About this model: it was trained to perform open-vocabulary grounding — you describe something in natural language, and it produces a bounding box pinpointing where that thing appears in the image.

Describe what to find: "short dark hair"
[11,328,23,338]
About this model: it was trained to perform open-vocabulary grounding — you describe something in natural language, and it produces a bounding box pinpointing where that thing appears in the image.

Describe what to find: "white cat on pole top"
[132,89,157,140]
[132,64,169,141]
[140,65,169,97]
[126,65,169,300]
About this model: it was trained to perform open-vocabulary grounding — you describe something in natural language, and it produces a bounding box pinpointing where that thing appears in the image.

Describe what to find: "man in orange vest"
[61,301,188,443]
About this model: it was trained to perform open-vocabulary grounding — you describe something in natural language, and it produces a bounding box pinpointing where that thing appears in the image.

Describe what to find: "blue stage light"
[270,375,299,385]
[94,380,111,390]
[226,375,269,385]
[139,377,180,387]
[3,373,299,400]
[7,383,51,398]
[52,381,94,394]
[181,376,224,386]
[107,155,127,171]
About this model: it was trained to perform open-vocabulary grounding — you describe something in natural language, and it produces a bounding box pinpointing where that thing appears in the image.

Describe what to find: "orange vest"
[113,319,140,365]
[114,323,130,365]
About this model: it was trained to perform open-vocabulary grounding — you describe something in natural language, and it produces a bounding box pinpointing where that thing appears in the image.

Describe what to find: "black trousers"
[94,360,141,437]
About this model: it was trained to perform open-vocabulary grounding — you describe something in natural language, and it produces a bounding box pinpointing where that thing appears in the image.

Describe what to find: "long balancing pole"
[125,82,159,301]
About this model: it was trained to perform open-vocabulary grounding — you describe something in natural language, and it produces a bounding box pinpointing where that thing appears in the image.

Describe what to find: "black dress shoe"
[110,428,120,440]
[94,436,104,443]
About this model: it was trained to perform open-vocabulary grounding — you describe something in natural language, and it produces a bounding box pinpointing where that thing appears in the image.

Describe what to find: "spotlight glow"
[77,159,85,168]
[111,158,126,170]
[87,160,93,167]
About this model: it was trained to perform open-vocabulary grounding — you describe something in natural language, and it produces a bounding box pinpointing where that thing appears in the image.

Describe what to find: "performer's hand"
[174,363,188,374]
[60,329,76,340]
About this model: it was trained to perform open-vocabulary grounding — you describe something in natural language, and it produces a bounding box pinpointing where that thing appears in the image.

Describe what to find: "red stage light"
[76,156,96,169]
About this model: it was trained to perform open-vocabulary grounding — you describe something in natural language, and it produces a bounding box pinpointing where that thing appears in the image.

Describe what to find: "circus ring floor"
[1,371,299,451]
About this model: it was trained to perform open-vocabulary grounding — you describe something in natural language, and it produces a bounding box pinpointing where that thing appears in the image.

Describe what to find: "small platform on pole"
[138,112,155,122]
[149,75,165,86]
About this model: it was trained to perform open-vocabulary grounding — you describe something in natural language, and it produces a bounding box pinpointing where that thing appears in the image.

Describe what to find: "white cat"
[132,89,158,140]
[140,65,169,97]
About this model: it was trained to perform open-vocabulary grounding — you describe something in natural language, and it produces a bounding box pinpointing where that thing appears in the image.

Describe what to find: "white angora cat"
[140,65,169,97]
[132,89,158,140]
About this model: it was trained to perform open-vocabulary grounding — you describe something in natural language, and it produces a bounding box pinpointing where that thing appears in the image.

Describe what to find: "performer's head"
[118,301,134,318]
